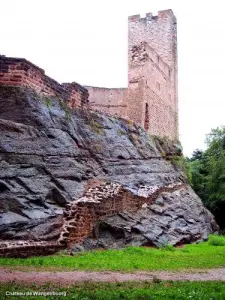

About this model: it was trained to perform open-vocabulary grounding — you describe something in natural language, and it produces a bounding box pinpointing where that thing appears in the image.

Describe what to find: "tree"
[188,126,225,229]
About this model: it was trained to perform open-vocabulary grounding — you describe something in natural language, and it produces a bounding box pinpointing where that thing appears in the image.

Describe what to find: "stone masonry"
[87,9,178,139]
[0,56,89,108]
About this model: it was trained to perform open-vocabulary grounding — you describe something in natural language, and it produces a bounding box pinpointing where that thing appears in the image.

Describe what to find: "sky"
[1,0,225,156]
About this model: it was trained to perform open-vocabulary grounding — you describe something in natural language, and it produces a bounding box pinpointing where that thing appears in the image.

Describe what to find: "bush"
[208,234,225,246]
[89,118,104,135]
[159,243,175,252]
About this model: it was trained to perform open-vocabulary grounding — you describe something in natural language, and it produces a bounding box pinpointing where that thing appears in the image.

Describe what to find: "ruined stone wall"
[0,56,89,108]
[0,180,185,257]
[58,181,185,246]
[87,86,128,118]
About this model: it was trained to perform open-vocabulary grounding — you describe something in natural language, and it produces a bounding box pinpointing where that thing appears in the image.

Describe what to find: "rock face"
[0,86,218,256]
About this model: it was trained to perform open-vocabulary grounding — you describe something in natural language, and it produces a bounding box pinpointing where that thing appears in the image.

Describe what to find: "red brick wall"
[0,56,89,108]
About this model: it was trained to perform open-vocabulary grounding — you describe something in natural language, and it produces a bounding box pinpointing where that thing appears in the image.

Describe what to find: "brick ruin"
[0,181,186,257]
[0,9,178,139]
[0,56,89,109]
[58,181,185,247]
[87,9,178,139]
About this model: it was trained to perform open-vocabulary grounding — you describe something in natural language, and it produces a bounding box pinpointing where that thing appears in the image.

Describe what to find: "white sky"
[1,0,225,156]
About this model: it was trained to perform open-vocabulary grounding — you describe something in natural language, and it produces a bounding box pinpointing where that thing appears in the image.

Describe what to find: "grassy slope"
[0,236,225,271]
[0,281,225,300]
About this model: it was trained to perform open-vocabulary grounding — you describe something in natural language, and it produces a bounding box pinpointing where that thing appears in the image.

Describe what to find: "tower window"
[157,55,160,63]
[156,81,160,91]
[144,103,150,130]
[168,69,171,78]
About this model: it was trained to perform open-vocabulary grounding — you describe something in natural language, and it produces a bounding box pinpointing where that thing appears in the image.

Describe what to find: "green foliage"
[171,155,192,183]
[150,136,191,181]
[58,98,71,120]
[117,129,126,136]
[160,243,176,252]
[43,96,52,108]
[88,118,104,135]
[43,96,71,121]
[151,135,183,157]
[1,281,225,300]
[188,126,225,228]
[0,238,224,271]
[208,234,225,246]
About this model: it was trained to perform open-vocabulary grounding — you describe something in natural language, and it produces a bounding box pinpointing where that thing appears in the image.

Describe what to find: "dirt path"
[0,268,225,285]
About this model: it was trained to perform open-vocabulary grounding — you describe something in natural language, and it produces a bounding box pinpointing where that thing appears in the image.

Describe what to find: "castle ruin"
[0,9,178,139]
[87,9,178,139]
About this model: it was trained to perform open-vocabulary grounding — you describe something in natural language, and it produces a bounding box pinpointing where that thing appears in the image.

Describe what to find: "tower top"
[128,9,176,23]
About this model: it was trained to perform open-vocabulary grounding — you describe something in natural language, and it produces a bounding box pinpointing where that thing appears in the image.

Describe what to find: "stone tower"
[127,9,178,139]
[87,9,178,139]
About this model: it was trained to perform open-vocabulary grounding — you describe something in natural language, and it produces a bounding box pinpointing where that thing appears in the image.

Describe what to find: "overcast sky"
[1,0,225,156]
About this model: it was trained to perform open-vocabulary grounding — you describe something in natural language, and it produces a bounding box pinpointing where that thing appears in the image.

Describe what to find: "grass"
[0,281,225,299]
[0,237,225,271]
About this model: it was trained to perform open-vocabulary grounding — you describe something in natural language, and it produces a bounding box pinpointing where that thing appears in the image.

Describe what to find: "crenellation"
[158,9,175,19]
[129,10,174,24]
[145,12,153,20]
[128,14,141,22]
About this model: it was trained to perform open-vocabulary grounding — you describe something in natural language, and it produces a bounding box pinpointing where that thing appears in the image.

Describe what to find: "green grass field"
[0,281,225,300]
[0,235,225,271]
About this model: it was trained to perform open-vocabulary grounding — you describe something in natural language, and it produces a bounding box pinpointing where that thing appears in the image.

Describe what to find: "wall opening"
[156,81,160,91]
[144,103,150,130]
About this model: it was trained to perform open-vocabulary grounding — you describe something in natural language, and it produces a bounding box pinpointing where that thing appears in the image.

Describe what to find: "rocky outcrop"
[0,86,218,257]
[74,185,217,251]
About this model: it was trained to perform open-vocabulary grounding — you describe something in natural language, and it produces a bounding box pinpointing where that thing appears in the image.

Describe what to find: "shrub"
[89,119,104,135]
[58,97,71,120]
[117,129,126,136]
[94,144,102,152]
[160,244,175,252]
[208,234,225,246]
[127,119,133,125]
[43,96,52,108]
